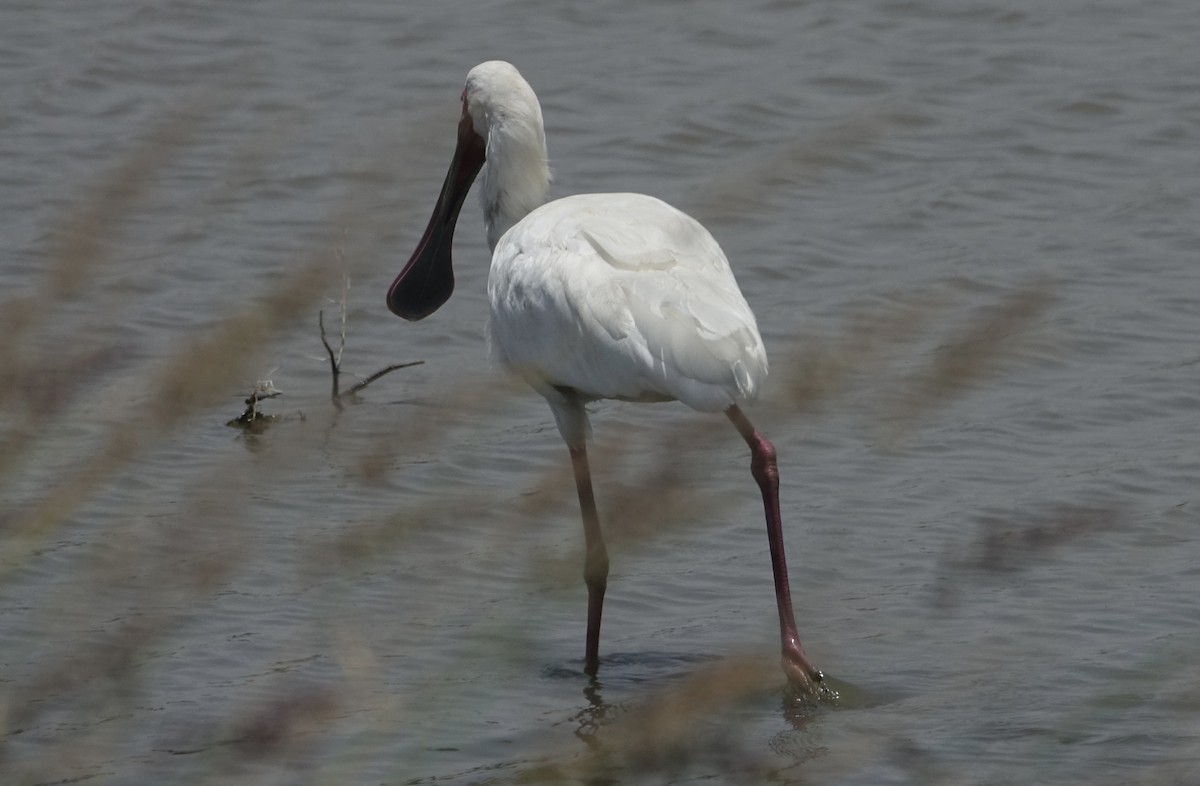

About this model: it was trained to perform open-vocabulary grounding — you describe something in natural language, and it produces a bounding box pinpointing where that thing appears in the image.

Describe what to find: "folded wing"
[488,193,768,413]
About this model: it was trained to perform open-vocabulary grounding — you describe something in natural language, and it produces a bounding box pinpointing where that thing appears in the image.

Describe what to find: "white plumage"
[488,192,768,446]
[386,60,828,697]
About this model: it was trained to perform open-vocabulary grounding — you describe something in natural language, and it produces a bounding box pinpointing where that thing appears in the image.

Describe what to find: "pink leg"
[570,444,608,676]
[726,405,827,695]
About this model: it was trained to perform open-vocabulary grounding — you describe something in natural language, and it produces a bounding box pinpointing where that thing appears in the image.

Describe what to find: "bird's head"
[387,61,546,321]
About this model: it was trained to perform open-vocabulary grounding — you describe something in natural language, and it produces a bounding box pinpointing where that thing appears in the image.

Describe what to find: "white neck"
[479,117,551,251]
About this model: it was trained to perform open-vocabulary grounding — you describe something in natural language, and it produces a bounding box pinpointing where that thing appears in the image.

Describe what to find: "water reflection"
[574,678,610,752]
[557,652,853,781]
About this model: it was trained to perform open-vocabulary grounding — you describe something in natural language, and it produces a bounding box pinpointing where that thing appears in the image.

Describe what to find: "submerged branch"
[319,309,343,405]
[318,308,423,407]
[342,361,425,397]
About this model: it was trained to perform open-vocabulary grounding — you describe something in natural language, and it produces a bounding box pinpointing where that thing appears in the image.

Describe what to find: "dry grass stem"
[694,109,895,223]
[0,255,334,577]
[882,281,1057,435]
[773,288,951,413]
[932,502,1125,608]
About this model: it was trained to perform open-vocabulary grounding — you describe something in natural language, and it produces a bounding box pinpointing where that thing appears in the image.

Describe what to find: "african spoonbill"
[386,61,826,695]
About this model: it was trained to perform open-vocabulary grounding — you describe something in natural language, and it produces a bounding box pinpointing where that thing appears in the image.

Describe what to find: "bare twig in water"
[342,361,425,397]
[318,269,423,408]
[319,308,344,403]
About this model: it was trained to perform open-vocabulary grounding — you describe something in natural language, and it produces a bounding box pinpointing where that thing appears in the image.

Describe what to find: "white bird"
[387,60,827,696]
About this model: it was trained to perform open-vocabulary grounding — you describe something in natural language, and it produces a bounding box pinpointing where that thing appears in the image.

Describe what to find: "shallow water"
[3,0,1199,783]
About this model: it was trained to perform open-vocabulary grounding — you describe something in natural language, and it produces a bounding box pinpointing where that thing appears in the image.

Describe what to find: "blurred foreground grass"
[3,112,1170,786]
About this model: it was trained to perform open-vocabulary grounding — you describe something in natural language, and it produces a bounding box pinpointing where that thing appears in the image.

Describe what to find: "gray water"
[3,1,1199,783]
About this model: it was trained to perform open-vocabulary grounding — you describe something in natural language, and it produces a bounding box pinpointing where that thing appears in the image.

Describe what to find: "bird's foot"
[782,646,838,703]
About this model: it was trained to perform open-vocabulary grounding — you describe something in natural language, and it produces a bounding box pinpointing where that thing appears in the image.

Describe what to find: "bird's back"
[487,193,768,412]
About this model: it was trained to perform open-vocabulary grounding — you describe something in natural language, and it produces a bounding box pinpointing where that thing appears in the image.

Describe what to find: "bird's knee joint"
[756,436,777,462]
[750,439,779,488]
[752,464,780,491]
[584,550,609,587]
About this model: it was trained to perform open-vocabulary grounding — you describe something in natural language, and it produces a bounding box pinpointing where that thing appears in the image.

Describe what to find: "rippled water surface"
[3,1,1199,783]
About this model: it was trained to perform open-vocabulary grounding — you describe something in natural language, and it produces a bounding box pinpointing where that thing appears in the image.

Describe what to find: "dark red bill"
[386,111,486,321]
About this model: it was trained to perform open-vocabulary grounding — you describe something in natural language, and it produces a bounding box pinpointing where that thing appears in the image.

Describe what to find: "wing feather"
[488,193,767,412]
